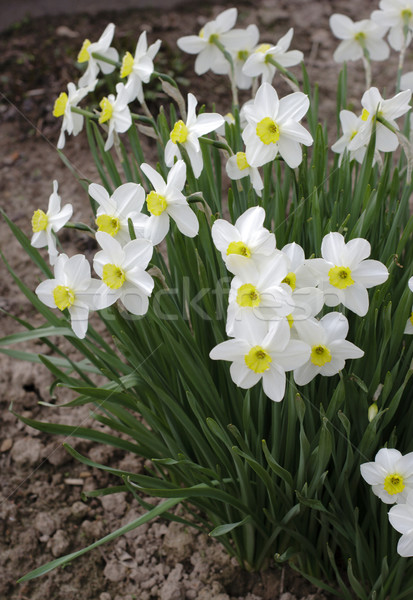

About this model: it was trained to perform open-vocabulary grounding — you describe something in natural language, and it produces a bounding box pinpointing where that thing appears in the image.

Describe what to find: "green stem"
[152,71,179,88]
[211,37,239,107]
[71,106,97,119]
[362,49,372,89]
[396,29,408,93]
[199,135,232,154]
[64,222,96,234]
[91,52,121,68]
[266,56,299,87]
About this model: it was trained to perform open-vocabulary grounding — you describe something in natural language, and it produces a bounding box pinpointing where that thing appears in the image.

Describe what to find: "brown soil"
[0,1,406,599]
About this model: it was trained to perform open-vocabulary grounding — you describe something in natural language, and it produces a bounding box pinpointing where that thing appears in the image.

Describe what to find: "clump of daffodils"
[14,3,413,586]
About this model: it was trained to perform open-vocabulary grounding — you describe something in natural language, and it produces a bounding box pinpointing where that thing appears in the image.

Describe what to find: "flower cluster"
[361,448,413,556]
[32,161,201,338]
[209,209,388,402]
[332,87,412,164]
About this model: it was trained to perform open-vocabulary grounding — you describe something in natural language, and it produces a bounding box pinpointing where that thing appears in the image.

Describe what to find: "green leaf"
[18,496,183,582]
[209,515,252,537]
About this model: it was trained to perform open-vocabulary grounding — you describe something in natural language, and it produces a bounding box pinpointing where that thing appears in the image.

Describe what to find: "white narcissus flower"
[164,93,224,178]
[31,181,73,266]
[242,82,313,169]
[404,276,413,333]
[242,28,303,84]
[98,82,132,151]
[140,160,198,245]
[307,232,389,316]
[177,7,245,76]
[361,448,413,505]
[293,312,364,385]
[349,87,412,153]
[211,206,276,275]
[121,31,162,103]
[209,318,310,403]
[389,491,413,557]
[78,23,119,88]
[329,14,389,63]
[372,0,413,51]
[53,80,97,149]
[226,152,263,196]
[227,24,260,90]
[89,182,148,245]
[36,254,101,339]
[331,110,369,165]
[226,251,293,337]
[280,242,317,291]
[93,232,154,316]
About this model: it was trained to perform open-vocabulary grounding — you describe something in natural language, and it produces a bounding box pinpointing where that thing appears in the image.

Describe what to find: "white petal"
[121,283,150,315]
[329,14,355,40]
[210,339,249,362]
[36,279,58,308]
[342,282,369,316]
[397,533,413,557]
[352,259,389,288]
[277,92,310,122]
[191,113,225,137]
[294,361,319,386]
[320,312,349,343]
[112,182,146,214]
[167,159,186,192]
[262,366,286,402]
[145,212,170,245]
[321,232,346,263]
[123,238,153,270]
[168,204,199,238]
[274,340,311,371]
[177,35,206,54]
[389,504,413,534]
[141,163,167,194]
[277,137,303,168]
[69,303,89,338]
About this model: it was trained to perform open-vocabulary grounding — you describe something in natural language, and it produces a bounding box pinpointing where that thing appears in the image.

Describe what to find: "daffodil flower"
[242,82,313,168]
[225,152,263,196]
[307,232,389,316]
[331,109,370,165]
[164,93,224,178]
[53,80,97,149]
[177,7,245,76]
[89,182,148,245]
[226,251,293,337]
[98,82,132,151]
[78,23,119,88]
[31,180,73,265]
[348,87,412,153]
[210,318,310,403]
[140,160,198,245]
[372,0,413,51]
[329,14,389,62]
[121,31,161,103]
[389,491,413,557]
[242,28,303,84]
[35,253,101,338]
[93,232,154,316]
[293,312,364,385]
[226,24,260,90]
[211,206,276,275]
[361,448,413,505]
